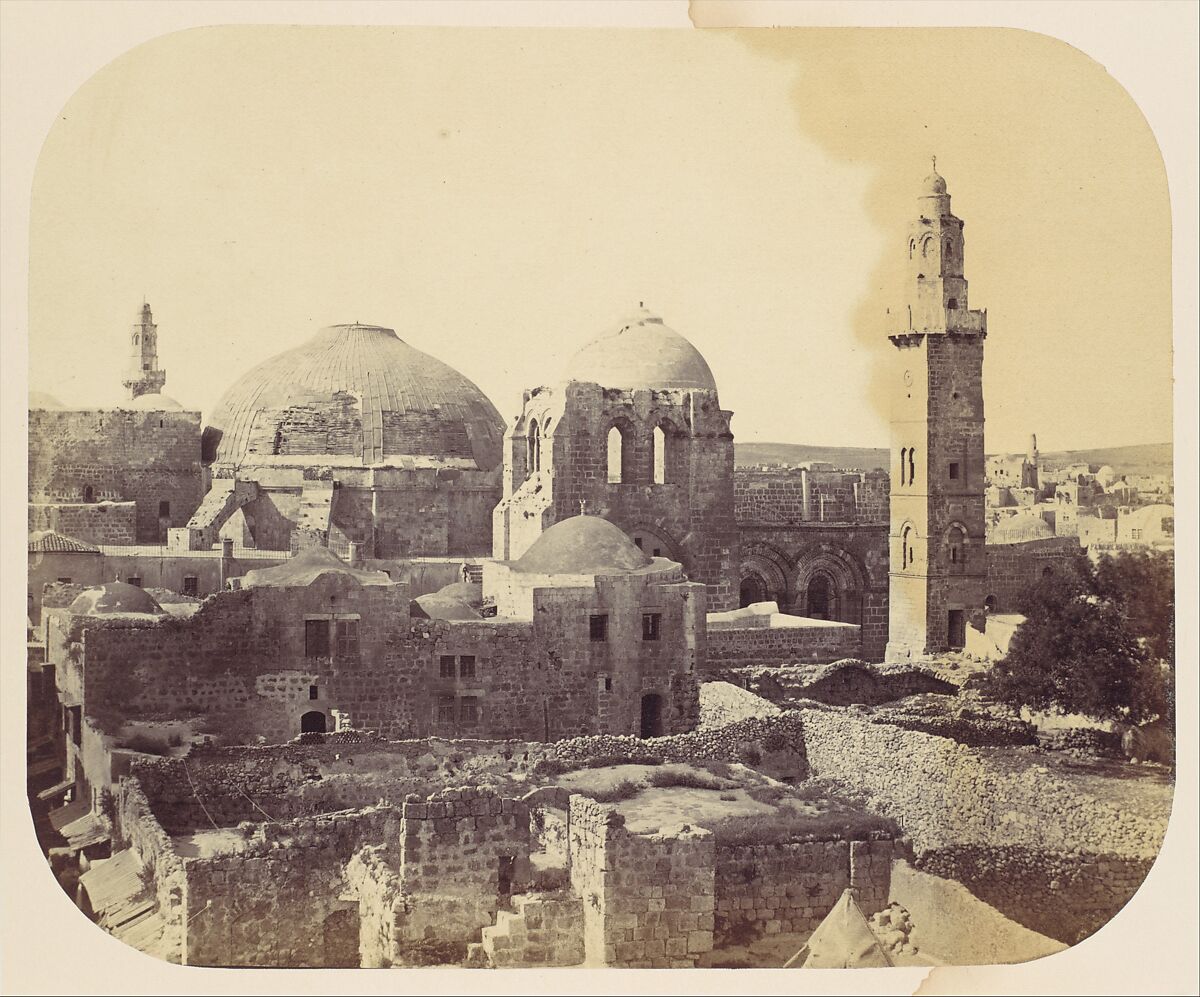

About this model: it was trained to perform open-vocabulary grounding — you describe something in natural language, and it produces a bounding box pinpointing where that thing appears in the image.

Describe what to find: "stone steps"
[474,892,585,968]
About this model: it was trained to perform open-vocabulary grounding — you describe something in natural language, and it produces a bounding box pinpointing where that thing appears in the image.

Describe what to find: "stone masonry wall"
[29,502,139,545]
[115,778,186,962]
[567,795,715,968]
[706,624,862,669]
[800,709,1168,944]
[713,838,894,945]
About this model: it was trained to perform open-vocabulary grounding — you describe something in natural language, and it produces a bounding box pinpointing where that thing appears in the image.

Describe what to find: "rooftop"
[512,515,654,576]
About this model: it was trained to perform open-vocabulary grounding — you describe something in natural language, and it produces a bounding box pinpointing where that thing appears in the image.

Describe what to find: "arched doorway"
[640,694,663,738]
[739,574,768,608]
[300,710,327,734]
[806,573,835,620]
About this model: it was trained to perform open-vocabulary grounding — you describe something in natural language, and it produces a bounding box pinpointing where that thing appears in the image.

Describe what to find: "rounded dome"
[992,513,1055,544]
[121,392,184,412]
[564,308,718,393]
[70,581,165,617]
[514,515,653,575]
[204,324,504,470]
[922,170,948,195]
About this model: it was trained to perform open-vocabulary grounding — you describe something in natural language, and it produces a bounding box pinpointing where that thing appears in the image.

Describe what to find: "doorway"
[739,574,767,608]
[300,710,327,734]
[640,694,663,738]
[807,574,833,620]
[947,610,966,649]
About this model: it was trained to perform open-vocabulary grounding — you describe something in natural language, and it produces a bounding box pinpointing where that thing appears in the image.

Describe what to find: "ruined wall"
[713,838,894,944]
[724,663,956,708]
[116,779,186,962]
[28,409,205,543]
[800,710,1168,944]
[182,806,397,967]
[568,795,715,968]
[705,624,862,669]
[478,892,585,967]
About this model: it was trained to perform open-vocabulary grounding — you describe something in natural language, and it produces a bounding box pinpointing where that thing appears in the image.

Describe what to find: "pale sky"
[28,27,1172,453]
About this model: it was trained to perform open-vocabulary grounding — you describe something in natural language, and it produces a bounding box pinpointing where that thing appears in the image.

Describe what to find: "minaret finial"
[931,155,937,172]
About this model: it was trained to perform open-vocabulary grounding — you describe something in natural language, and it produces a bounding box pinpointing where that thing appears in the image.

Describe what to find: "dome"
[563,307,718,393]
[121,392,185,412]
[204,324,505,470]
[992,513,1055,544]
[922,169,947,195]
[514,515,653,575]
[241,545,393,589]
[69,581,165,617]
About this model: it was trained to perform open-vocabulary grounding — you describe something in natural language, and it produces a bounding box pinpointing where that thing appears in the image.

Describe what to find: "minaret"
[123,302,167,400]
[1024,432,1040,490]
[885,163,988,661]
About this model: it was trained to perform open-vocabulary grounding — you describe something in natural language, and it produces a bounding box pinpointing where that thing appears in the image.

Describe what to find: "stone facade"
[983,536,1086,612]
[887,169,988,660]
[493,312,738,612]
[28,407,205,544]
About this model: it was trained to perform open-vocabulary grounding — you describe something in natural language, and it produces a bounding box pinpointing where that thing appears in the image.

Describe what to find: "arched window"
[607,426,625,483]
[132,333,140,346]
[901,525,913,570]
[984,595,997,613]
[945,239,953,257]
[83,485,94,503]
[900,447,908,486]
[652,425,667,484]
[948,525,966,571]
[921,236,933,257]
[908,447,916,486]
[908,239,916,259]
[527,419,540,475]
[947,297,958,310]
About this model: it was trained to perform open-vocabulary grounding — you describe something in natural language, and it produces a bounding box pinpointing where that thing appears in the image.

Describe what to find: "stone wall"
[115,778,186,961]
[706,623,862,669]
[984,537,1086,612]
[722,662,957,708]
[28,408,206,543]
[735,467,889,525]
[713,838,893,945]
[567,795,715,968]
[478,892,585,967]
[29,502,138,545]
[800,709,1168,944]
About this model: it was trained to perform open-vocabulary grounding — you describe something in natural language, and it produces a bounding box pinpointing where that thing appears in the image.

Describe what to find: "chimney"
[220,537,235,589]
[348,542,360,567]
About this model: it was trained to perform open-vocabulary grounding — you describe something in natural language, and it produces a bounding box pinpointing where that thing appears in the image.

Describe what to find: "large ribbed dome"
[204,324,504,469]
[564,308,718,393]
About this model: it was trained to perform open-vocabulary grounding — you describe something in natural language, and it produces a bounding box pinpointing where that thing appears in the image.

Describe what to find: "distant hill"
[735,441,1173,478]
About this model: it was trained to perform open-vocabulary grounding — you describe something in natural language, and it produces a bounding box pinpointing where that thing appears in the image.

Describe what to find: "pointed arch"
[527,418,541,475]
[652,425,667,484]
[607,425,626,483]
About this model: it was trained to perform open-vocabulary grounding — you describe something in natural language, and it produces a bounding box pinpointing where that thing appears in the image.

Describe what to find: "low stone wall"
[1040,727,1124,758]
[115,778,186,962]
[706,624,862,669]
[869,705,1037,748]
[800,709,1169,944]
[568,795,715,968]
[713,838,893,945]
[722,661,957,708]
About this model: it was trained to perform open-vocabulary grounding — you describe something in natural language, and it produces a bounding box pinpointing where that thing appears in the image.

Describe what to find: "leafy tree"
[982,552,1174,725]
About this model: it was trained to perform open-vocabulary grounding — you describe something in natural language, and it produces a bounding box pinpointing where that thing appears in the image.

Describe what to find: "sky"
[27,26,1173,453]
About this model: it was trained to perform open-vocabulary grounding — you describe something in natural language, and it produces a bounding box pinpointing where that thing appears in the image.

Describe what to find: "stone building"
[493,307,738,611]
[885,166,989,661]
[28,304,206,546]
[185,322,505,558]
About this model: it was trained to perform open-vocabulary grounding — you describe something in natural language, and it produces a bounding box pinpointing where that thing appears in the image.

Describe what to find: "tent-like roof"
[240,545,393,589]
[29,531,101,554]
[784,889,893,969]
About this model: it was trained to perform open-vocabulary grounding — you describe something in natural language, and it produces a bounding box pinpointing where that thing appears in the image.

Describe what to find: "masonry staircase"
[467,892,584,968]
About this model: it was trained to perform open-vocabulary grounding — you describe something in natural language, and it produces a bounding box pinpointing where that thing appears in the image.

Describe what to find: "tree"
[981,553,1173,725]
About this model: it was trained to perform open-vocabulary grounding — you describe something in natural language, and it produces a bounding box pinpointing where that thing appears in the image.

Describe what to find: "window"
[908,447,916,485]
[440,654,457,678]
[459,655,476,679]
[599,675,612,693]
[336,619,359,657]
[460,697,480,727]
[949,462,960,480]
[589,614,608,642]
[607,426,625,483]
[127,576,142,588]
[527,418,540,475]
[947,297,958,309]
[1131,529,1143,541]
[633,538,643,549]
[182,575,198,597]
[438,695,456,724]
[57,577,72,584]
[642,613,662,641]
[901,525,914,571]
[83,485,94,503]
[900,448,908,486]
[305,619,331,658]
[947,526,965,571]
[309,684,319,700]
[159,500,170,518]
[652,425,667,484]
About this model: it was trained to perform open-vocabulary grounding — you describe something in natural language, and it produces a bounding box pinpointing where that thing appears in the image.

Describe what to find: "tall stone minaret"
[123,302,167,400]
[885,162,988,661]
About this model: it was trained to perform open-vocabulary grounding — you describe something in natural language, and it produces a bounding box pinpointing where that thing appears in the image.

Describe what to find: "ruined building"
[493,307,739,611]
[184,323,505,558]
[885,166,989,660]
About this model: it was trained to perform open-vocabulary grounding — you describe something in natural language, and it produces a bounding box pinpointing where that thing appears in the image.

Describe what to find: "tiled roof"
[28,531,101,553]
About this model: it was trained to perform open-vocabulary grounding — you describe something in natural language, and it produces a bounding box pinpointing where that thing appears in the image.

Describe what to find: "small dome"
[922,170,947,195]
[241,545,393,589]
[992,513,1055,544]
[70,582,165,617]
[204,323,505,470]
[121,392,185,411]
[514,515,653,575]
[564,308,718,392]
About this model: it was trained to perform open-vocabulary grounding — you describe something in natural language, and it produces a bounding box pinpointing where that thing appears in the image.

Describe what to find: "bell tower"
[123,301,167,400]
[885,163,988,661]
